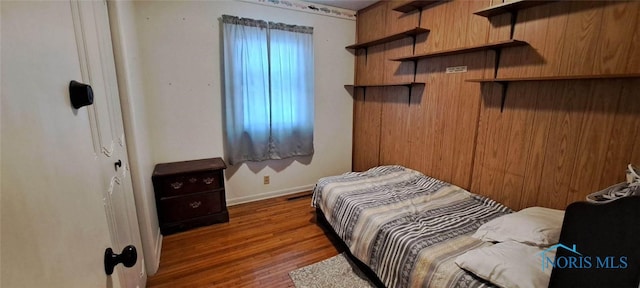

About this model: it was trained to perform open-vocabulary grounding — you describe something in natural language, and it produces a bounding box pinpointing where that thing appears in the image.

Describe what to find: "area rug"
[289,253,375,288]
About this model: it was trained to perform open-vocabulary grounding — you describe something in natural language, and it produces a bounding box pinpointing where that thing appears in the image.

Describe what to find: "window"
[222,15,314,165]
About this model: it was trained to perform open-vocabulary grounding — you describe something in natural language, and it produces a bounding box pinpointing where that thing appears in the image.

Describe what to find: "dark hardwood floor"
[147,192,339,287]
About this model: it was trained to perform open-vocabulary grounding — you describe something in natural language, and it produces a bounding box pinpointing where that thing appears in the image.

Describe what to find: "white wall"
[109,0,354,274]
[129,0,355,203]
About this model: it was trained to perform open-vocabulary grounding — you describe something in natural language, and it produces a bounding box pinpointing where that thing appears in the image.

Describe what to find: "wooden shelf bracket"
[498,81,509,112]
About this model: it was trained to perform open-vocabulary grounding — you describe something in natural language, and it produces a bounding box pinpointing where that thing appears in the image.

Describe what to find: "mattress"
[312,166,512,288]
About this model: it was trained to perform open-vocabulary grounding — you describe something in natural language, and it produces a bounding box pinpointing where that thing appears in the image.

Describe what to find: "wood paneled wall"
[352,0,640,210]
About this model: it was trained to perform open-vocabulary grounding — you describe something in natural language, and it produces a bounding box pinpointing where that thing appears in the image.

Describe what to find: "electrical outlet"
[263,175,270,185]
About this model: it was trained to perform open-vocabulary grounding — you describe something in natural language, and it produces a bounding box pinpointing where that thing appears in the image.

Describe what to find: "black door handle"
[69,80,94,109]
[104,245,137,275]
[114,160,122,171]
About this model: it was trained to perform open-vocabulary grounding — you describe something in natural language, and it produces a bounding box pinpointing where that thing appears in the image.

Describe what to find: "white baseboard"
[227,184,315,206]
[147,230,163,276]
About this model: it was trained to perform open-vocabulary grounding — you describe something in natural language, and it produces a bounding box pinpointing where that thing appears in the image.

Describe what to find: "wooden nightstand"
[152,157,229,235]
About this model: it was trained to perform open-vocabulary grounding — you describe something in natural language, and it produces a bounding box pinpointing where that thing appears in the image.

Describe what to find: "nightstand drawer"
[159,171,223,198]
[160,192,223,223]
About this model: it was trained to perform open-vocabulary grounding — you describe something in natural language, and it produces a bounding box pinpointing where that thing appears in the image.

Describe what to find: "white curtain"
[222,15,314,165]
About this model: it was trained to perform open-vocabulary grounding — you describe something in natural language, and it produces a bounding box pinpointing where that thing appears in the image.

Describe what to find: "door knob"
[104,245,137,275]
[114,160,122,171]
[69,80,94,109]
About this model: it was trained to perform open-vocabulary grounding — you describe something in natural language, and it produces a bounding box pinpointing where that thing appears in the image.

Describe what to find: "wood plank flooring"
[147,192,339,287]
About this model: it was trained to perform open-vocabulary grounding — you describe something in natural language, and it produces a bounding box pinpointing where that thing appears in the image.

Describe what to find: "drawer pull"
[189,201,201,208]
[203,177,215,185]
[171,182,183,189]
[189,178,198,183]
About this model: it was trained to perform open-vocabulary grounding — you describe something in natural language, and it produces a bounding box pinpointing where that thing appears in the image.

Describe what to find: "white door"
[1,1,144,287]
[72,1,146,286]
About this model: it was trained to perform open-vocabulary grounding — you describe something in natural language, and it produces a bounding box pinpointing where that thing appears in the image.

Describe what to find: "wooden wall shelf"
[345,82,425,89]
[467,73,640,112]
[390,39,528,62]
[346,83,425,102]
[466,74,640,83]
[346,27,430,50]
[392,1,444,13]
[473,0,557,18]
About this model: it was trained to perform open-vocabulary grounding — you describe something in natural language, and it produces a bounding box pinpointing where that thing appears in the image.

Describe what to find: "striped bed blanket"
[312,166,512,288]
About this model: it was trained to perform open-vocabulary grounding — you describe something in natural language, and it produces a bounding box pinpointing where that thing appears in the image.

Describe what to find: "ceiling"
[304,0,378,11]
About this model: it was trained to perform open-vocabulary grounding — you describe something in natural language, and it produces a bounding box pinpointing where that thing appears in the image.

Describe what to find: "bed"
[312,166,511,288]
[312,165,640,288]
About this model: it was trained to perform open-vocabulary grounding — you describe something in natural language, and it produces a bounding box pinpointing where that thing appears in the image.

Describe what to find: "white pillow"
[455,241,555,288]
[472,207,565,246]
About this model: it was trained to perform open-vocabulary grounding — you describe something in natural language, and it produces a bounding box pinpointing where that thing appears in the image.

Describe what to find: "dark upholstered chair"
[548,196,640,288]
